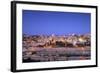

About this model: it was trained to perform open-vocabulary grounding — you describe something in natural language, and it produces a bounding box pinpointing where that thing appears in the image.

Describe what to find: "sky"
[22,10,91,35]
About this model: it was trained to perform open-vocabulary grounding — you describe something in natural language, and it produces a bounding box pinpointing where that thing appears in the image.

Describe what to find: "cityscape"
[22,10,91,63]
[22,33,91,62]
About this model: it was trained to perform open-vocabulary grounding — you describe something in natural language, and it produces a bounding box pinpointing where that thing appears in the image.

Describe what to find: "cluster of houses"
[22,34,91,62]
[23,34,91,49]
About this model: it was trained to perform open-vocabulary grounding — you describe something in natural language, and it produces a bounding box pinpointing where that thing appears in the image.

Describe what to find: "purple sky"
[22,10,91,35]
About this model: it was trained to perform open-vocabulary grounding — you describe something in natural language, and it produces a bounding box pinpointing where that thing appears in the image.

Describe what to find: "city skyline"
[22,10,91,35]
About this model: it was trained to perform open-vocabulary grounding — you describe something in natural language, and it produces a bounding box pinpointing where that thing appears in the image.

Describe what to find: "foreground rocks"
[23,47,90,62]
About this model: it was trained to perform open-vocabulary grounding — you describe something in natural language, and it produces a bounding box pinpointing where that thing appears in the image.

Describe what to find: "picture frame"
[11,1,98,72]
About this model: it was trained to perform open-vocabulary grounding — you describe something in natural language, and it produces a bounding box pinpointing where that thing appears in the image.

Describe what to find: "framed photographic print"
[11,1,98,72]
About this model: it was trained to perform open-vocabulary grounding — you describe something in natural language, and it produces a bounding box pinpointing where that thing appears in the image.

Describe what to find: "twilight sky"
[22,10,91,35]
